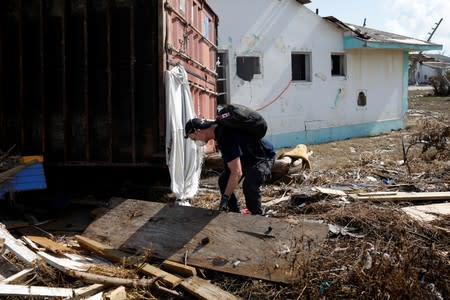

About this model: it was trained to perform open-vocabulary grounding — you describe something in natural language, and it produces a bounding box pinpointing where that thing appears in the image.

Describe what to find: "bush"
[429,74,450,96]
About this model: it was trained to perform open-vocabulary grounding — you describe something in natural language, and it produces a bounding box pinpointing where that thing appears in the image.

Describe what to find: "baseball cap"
[184,118,215,138]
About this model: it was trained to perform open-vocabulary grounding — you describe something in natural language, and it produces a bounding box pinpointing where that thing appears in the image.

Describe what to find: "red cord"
[255,80,292,111]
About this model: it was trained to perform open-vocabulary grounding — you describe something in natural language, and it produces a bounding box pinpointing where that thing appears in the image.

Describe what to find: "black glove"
[219,194,230,212]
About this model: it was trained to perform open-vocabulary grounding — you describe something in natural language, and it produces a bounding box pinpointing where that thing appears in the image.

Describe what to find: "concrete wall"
[209,0,407,147]
[414,63,440,84]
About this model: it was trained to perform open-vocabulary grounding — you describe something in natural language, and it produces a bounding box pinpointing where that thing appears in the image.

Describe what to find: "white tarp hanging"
[165,65,203,201]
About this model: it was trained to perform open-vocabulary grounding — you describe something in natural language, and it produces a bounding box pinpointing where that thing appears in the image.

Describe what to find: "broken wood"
[0,223,40,265]
[83,292,103,300]
[316,187,347,196]
[82,198,328,283]
[75,235,182,289]
[180,276,241,300]
[349,191,450,202]
[75,235,242,298]
[135,263,182,288]
[70,284,106,300]
[161,260,197,277]
[104,286,127,300]
[22,236,42,251]
[74,235,141,266]
[262,196,290,207]
[38,251,91,272]
[402,203,450,222]
[1,268,34,284]
[26,235,73,255]
[0,255,20,280]
[0,284,74,297]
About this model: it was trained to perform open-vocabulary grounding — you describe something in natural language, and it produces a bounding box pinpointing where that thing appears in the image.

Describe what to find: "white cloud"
[382,0,449,53]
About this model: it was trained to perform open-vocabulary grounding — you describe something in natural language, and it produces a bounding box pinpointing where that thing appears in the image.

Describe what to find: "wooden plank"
[0,237,4,252]
[262,196,290,207]
[1,268,34,284]
[161,260,197,277]
[74,235,139,266]
[0,223,40,265]
[38,251,91,272]
[85,292,103,300]
[180,276,241,300]
[138,264,182,288]
[349,191,450,202]
[82,198,328,283]
[75,235,182,289]
[105,286,127,300]
[402,203,450,222]
[0,284,74,297]
[72,284,105,299]
[316,187,347,196]
[26,235,73,255]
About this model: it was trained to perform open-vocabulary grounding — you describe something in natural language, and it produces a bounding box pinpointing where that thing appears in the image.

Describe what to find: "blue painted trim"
[402,52,409,115]
[343,36,442,51]
[268,119,404,148]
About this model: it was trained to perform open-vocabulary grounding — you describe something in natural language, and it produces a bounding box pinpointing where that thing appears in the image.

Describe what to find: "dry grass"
[207,202,450,299]
[193,97,450,299]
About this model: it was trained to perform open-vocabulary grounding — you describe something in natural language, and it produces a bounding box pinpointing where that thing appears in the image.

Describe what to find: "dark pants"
[218,158,274,215]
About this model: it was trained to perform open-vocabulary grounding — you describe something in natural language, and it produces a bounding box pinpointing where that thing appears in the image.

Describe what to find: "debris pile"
[0,97,448,299]
[0,222,240,299]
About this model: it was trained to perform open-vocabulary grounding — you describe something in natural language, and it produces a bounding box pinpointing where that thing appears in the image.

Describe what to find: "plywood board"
[82,198,328,283]
[349,191,450,202]
[402,203,450,222]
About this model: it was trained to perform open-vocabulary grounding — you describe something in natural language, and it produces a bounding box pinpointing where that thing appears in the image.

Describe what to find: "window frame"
[331,53,346,77]
[291,52,312,82]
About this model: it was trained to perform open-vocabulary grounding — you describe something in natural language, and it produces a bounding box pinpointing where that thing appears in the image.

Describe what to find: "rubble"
[0,97,449,299]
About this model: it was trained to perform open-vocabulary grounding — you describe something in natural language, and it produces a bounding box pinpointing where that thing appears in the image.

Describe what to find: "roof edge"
[344,36,443,51]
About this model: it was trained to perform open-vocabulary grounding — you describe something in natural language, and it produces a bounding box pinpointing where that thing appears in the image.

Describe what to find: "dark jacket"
[215,126,275,171]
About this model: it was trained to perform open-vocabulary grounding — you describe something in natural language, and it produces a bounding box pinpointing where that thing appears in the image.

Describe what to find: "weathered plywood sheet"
[82,198,328,283]
[349,191,450,202]
[402,203,450,222]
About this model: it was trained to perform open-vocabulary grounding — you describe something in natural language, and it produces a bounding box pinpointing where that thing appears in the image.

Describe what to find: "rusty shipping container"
[0,0,218,191]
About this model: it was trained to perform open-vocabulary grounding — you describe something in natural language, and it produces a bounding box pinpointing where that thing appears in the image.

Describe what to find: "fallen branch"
[66,269,161,288]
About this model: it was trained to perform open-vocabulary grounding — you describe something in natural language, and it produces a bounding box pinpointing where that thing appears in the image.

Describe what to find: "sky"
[304,0,449,54]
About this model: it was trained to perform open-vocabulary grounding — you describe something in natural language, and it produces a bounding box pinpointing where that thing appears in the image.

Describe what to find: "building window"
[331,54,346,76]
[204,16,209,39]
[291,52,311,81]
[179,0,185,11]
[236,56,260,81]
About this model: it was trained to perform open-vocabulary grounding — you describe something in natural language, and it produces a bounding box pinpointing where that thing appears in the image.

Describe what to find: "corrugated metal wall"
[164,0,218,120]
[0,0,218,172]
[0,0,162,166]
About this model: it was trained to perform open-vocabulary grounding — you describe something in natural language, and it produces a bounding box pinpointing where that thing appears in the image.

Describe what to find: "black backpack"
[216,104,268,139]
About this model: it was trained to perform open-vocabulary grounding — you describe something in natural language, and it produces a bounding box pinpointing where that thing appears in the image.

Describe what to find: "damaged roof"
[421,53,450,63]
[324,16,442,52]
[422,61,450,70]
